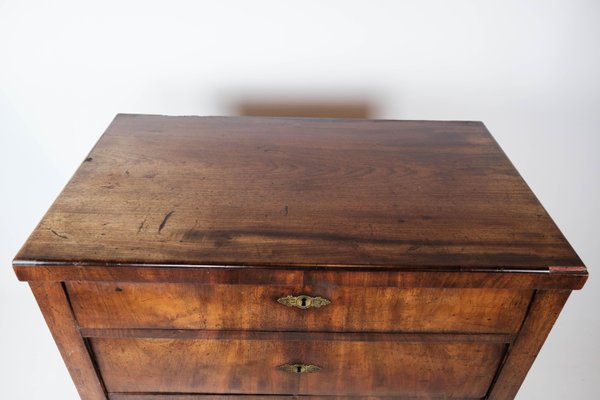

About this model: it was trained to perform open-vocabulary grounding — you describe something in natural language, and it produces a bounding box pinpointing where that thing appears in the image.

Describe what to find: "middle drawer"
[67,282,531,334]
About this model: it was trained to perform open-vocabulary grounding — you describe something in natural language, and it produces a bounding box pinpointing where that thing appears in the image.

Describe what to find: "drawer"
[109,396,471,400]
[67,282,531,333]
[92,337,505,398]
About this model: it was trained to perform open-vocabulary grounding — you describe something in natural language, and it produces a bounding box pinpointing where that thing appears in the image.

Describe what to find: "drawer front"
[109,396,478,400]
[67,282,531,333]
[93,338,504,397]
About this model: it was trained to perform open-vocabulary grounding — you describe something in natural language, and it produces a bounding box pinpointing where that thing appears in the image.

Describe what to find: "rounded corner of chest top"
[548,265,588,290]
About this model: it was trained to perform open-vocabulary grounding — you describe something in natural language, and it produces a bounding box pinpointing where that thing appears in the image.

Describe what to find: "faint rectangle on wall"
[237,100,372,119]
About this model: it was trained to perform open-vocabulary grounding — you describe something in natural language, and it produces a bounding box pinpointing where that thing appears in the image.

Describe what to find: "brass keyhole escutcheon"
[299,295,309,308]
[277,294,331,309]
[278,363,322,374]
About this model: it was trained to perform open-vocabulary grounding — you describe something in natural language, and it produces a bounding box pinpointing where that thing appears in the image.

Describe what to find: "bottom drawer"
[93,337,505,398]
[110,396,480,400]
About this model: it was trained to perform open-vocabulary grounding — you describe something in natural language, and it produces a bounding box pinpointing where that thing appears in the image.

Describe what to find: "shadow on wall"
[236,99,373,119]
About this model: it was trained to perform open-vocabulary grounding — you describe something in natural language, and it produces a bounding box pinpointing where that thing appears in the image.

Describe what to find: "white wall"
[1,1,598,398]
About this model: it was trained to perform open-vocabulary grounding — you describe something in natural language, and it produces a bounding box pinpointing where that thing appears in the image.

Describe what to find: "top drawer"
[66,282,531,334]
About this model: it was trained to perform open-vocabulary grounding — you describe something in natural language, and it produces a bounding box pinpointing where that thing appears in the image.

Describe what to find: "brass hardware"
[278,363,321,374]
[277,294,331,309]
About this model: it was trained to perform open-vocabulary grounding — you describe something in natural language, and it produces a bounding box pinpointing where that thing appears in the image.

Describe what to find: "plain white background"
[1,1,598,398]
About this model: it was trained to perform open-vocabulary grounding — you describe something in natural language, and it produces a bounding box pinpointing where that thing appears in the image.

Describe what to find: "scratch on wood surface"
[49,229,68,239]
[158,211,174,233]
[137,217,147,234]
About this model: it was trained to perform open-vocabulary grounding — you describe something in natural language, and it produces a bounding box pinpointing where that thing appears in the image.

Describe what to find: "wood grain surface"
[29,283,107,400]
[93,337,504,397]
[80,329,514,344]
[109,395,482,400]
[108,395,481,400]
[14,115,584,271]
[487,290,571,399]
[67,282,532,334]
[14,264,588,289]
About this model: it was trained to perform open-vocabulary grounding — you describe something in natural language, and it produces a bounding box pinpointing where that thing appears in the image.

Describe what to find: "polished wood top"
[15,114,583,270]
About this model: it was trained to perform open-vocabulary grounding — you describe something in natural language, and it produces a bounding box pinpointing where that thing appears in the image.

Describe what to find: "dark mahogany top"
[15,114,583,270]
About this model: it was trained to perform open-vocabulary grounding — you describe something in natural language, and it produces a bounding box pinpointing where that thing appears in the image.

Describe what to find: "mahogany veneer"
[14,115,587,399]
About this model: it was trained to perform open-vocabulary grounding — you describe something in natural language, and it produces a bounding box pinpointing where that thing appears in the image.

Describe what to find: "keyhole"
[296,366,303,373]
[301,297,307,307]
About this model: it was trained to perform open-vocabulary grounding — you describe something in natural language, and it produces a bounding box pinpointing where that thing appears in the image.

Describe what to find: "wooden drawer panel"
[67,282,531,334]
[109,395,481,400]
[93,338,504,397]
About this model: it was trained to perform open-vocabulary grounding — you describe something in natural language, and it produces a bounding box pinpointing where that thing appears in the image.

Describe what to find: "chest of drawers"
[14,115,587,400]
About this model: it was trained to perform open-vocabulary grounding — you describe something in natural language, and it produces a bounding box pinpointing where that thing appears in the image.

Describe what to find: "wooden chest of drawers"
[14,115,587,400]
